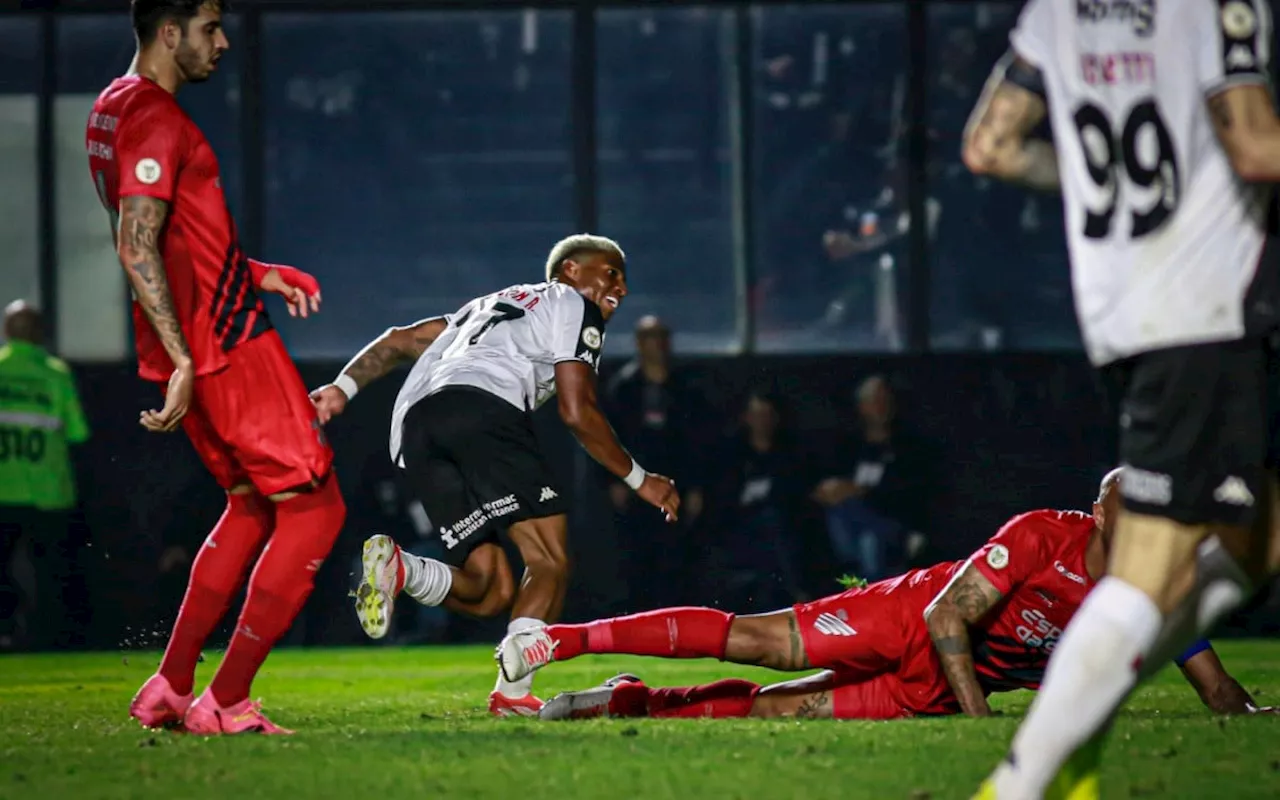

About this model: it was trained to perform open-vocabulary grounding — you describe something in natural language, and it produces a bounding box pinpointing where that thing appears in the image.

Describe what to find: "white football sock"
[493,616,544,697]
[1140,537,1251,678]
[400,552,452,607]
[991,577,1163,799]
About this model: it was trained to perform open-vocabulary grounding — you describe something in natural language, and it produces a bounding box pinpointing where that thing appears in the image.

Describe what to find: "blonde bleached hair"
[544,234,626,282]
[1097,466,1124,503]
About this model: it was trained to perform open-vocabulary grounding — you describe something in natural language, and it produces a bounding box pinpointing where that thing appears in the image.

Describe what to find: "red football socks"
[158,493,274,696]
[208,476,346,707]
[546,607,734,662]
[609,679,761,719]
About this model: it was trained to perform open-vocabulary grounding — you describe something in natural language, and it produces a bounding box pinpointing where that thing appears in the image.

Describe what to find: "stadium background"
[3,0,1277,652]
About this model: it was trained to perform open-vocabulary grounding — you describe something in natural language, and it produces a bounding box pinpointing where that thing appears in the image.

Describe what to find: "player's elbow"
[557,394,588,431]
[1225,135,1279,182]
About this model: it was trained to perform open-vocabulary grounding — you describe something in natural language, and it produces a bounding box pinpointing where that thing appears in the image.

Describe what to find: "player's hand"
[141,361,194,433]
[310,384,348,424]
[259,265,322,318]
[636,473,680,523]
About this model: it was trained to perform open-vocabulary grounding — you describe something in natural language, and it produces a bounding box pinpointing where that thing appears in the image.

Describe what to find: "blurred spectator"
[603,315,708,608]
[812,375,932,582]
[705,389,807,612]
[0,300,91,651]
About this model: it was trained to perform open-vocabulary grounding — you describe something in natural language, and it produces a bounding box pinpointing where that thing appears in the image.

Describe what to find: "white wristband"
[334,373,359,401]
[623,460,646,491]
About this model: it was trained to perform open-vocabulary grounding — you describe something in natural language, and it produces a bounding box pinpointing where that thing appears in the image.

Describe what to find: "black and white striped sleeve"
[1201,0,1272,96]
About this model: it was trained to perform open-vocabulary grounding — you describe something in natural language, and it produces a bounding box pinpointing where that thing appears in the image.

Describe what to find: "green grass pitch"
[1,641,1277,799]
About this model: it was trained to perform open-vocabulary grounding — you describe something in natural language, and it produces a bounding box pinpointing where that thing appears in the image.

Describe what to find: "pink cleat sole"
[182,690,294,735]
[129,673,193,729]
[488,691,544,717]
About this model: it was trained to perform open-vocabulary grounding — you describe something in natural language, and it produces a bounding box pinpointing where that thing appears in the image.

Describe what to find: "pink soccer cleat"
[182,690,294,735]
[129,673,194,729]
[488,691,545,718]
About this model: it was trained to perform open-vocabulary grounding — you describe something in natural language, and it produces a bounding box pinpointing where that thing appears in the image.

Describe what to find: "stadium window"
[595,7,743,355]
[925,2,1080,352]
[750,4,910,354]
[54,14,243,361]
[0,18,41,315]
[261,11,574,359]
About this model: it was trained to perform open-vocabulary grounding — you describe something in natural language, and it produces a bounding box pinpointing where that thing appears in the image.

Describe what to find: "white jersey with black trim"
[1012,0,1275,365]
[388,281,607,464]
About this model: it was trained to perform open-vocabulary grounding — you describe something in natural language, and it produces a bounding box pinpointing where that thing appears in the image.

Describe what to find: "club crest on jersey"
[135,158,162,185]
[581,326,602,350]
[1076,0,1156,38]
[1222,1,1258,39]
[987,544,1010,570]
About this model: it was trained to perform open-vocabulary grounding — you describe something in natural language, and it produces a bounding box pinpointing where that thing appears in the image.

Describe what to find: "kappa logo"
[814,612,857,637]
[539,486,558,503]
[1214,476,1255,507]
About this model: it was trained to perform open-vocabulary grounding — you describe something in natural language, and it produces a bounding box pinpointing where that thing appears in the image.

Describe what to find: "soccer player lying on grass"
[498,469,1273,720]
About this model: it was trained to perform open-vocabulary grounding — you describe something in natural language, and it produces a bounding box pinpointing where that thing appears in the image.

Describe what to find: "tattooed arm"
[310,316,449,423]
[338,317,449,390]
[1207,86,1280,182]
[961,53,1058,192]
[116,196,190,368]
[923,564,1004,717]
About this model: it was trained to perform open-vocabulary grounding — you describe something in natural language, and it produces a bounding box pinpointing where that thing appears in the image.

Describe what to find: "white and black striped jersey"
[1011,0,1276,365]
[388,281,607,464]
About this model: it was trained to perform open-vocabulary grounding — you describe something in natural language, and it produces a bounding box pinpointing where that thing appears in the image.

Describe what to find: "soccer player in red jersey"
[498,469,1271,720]
[86,0,347,735]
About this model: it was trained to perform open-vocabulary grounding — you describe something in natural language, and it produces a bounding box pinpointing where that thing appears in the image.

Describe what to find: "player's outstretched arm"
[1178,645,1274,715]
[310,316,448,423]
[117,195,195,433]
[1207,85,1280,182]
[962,52,1058,192]
[923,563,1004,717]
[555,360,679,522]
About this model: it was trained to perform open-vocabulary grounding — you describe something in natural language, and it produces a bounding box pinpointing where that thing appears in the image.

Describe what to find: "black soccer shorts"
[1100,336,1276,528]
[398,386,571,568]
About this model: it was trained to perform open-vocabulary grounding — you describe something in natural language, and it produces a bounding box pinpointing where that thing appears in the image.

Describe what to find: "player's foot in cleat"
[488,691,544,717]
[128,673,193,729]
[495,626,559,682]
[355,534,404,640]
[182,690,294,735]
[539,673,642,721]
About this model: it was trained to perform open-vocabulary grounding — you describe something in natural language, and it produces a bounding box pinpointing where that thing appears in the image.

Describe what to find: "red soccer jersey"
[964,509,1097,693]
[86,75,270,382]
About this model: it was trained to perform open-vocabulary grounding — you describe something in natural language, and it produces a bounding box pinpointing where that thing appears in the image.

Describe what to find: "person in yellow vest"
[0,300,90,650]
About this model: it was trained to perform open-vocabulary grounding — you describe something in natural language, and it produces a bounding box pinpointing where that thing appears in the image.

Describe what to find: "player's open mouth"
[604,296,620,309]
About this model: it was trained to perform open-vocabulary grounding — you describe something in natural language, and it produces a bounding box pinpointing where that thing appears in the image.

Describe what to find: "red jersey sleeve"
[968,511,1053,596]
[114,99,185,203]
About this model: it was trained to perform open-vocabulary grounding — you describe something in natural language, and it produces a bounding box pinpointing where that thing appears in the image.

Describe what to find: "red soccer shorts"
[173,330,333,496]
[792,584,958,719]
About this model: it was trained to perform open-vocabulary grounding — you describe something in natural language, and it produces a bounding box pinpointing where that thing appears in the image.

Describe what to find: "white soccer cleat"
[495,626,559,682]
[354,534,403,640]
[539,673,641,721]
